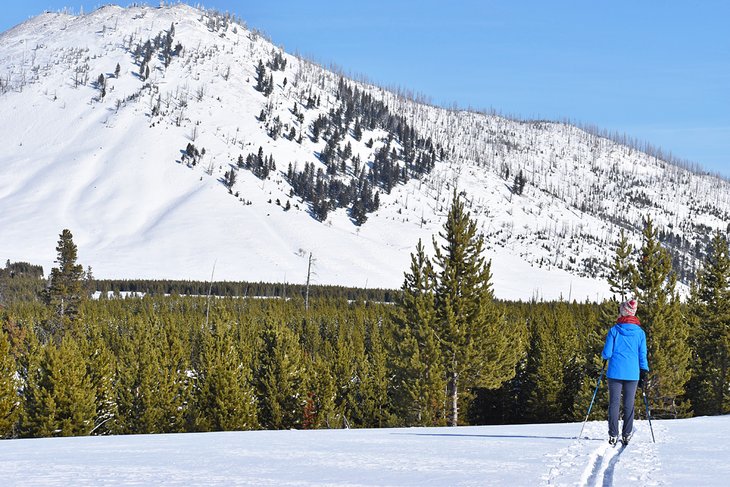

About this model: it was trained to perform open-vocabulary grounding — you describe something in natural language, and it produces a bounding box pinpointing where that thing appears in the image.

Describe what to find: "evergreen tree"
[97,73,106,99]
[432,190,524,425]
[636,216,691,418]
[223,168,237,192]
[607,229,638,301]
[353,119,363,141]
[44,229,86,340]
[363,318,392,427]
[306,345,338,428]
[571,302,610,422]
[522,304,580,422]
[114,320,150,434]
[0,330,20,438]
[194,323,258,431]
[82,325,117,435]
[255,59,267,92]
[265,74,274,97]
[114,319,191,434]
[255,322,307,429]
[150,320,192,433]
[574,229,642,421]
[512,170,526,195]
[390,240,446,426]
[687,231,730,415]
[24,336,96,437]
[330,319,368,427]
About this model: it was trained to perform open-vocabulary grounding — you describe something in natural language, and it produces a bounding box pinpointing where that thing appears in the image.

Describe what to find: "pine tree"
[359,316,392,428]
[353,119,363,141]
[329,319,367,427]
[151,320,192,433]
[97,73,106,99]
[81,325,118,435]
[432,190,524,426]
[44,229,86,340]
[511,170,526,195]
[607,229,638,301]
[636,216,691,418]
[522,304,580,422]
[264,74,274,97]
[687,231,730,415]
[0,330,20,438]
[572,302,610,422]
[24,336,96,437]
[223,168,237,192]
[306,346,338,428]
[115,320,172,434]
[390,239,446,426]
[255,322,306,429]
[194,323,258,431]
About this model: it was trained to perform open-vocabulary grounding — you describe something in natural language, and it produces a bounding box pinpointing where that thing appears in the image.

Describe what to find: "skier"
[601,299,649,446]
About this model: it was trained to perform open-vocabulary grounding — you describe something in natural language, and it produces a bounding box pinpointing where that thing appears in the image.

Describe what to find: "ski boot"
[621,432,633,446]
[608,436,618,446]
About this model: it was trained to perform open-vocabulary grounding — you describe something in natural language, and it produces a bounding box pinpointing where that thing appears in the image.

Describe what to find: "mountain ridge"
[1,4,728,300]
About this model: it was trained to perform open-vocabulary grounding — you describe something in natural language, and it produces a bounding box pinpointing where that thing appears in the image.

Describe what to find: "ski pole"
[578,360,606,439]
[642,389,656,443]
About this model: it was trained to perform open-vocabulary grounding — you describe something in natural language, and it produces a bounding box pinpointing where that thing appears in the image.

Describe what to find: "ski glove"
[638,369,648,389]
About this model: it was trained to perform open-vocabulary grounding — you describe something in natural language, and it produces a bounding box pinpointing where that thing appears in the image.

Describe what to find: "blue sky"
[3,1,729,176]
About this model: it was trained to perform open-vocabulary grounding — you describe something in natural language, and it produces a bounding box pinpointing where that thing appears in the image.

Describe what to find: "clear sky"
[3,1,729,177]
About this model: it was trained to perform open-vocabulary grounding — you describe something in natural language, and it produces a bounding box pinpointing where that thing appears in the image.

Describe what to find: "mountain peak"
[1,4,727,300]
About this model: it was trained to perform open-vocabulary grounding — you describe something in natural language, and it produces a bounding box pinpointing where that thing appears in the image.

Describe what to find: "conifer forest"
[1,192,728,440]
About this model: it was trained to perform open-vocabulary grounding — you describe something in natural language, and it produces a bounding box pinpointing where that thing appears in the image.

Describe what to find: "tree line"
[1,193,729,439]
[93,279,398,303]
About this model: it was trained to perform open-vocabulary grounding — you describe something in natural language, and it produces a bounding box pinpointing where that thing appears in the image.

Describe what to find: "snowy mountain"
[1,4,728,301]
[1,416,729,485]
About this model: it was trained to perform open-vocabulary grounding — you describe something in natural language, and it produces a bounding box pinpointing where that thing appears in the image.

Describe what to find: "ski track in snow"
[543,421,663,487]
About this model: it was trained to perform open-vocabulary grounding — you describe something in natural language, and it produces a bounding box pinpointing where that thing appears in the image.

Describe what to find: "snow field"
[0,416,729,486]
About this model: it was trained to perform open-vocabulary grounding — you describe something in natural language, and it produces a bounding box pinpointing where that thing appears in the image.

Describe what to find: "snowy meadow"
[1,417,729,486]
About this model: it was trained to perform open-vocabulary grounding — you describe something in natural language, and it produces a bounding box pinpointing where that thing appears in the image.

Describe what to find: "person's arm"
[601,328,615,360]
[639,330,649,371]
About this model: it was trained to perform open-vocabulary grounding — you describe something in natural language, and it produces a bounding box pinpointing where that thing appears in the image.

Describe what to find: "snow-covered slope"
[0,416,728,485]
[1,4,728,300]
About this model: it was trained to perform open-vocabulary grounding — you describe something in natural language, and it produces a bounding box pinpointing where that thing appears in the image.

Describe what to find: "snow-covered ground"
[0,416,727,486]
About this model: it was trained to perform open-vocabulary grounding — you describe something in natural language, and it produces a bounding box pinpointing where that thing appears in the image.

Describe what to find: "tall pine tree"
[389,239,446,426]
[636,216,691,418]
[44,229,86,340]
[432,190,524,426]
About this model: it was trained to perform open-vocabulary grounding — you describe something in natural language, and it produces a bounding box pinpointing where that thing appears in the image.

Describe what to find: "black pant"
[607,378,638,438]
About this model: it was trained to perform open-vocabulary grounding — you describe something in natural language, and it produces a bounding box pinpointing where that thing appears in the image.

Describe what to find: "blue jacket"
[601,322,649,380]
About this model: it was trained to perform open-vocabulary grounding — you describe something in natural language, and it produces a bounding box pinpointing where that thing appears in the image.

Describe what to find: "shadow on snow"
[391,432,604,442]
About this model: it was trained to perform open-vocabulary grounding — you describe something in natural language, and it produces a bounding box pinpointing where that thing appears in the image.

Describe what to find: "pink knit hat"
[619,299,638,317]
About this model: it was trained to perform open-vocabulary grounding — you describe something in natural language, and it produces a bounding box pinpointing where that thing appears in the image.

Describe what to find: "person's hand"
[638,369,648,389]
